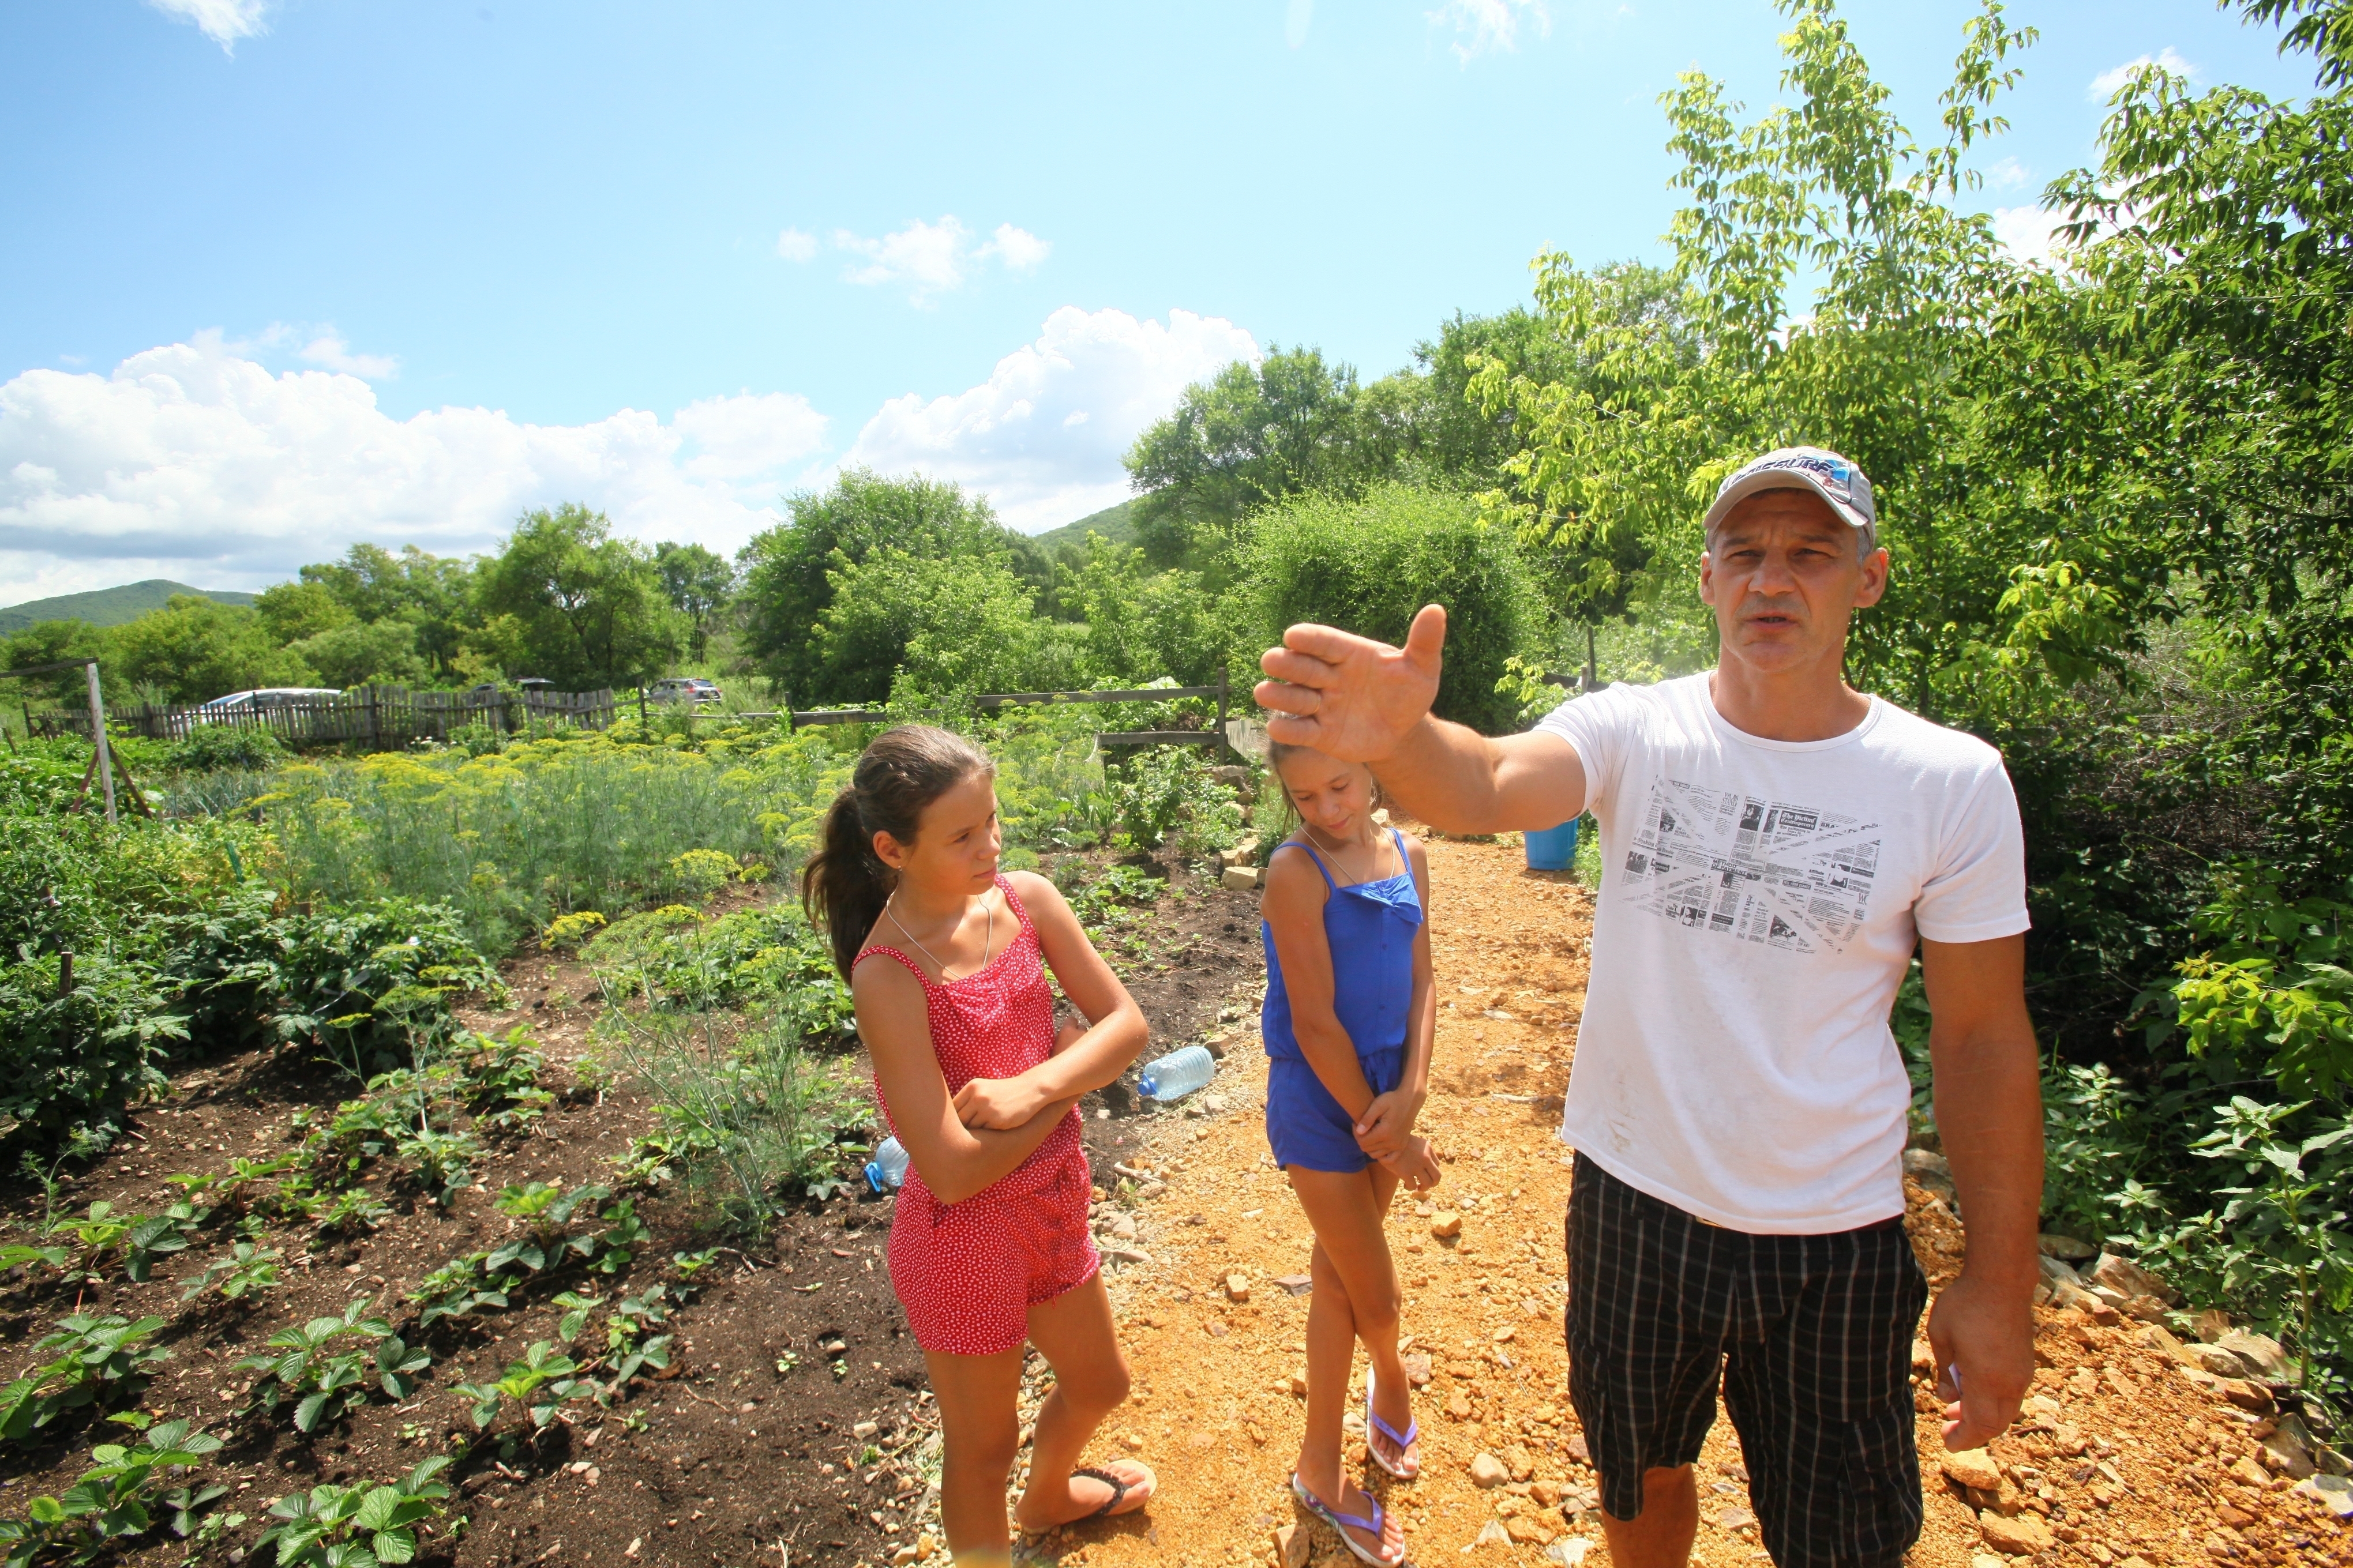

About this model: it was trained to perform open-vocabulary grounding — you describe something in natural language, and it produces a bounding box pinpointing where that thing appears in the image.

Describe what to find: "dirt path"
[1029,832,2350,1568]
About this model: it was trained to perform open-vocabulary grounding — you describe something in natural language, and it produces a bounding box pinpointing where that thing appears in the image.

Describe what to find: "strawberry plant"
[0,1315,168,1444]
[237,1303,429,1437]
[0,1417,228,1566]
[253,1455,453,1567]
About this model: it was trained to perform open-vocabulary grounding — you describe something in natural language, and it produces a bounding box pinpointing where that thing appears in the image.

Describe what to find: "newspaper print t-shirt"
[1536,674,2027,1234]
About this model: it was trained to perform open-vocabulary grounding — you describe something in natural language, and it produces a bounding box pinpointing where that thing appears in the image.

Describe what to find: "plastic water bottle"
[865,1137,910,1193]
[1138,1046,1216,1104]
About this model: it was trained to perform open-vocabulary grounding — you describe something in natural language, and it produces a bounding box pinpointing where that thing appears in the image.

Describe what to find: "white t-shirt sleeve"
[1912,758,2031,944]
[1533,684,1641,818]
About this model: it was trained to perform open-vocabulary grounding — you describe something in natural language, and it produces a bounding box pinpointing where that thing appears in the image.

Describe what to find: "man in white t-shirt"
[1256,447,2041,1568]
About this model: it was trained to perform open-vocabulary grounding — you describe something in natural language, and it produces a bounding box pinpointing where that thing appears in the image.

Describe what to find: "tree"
[652,543,738,661]
[253,581,355,646]
[1053,533,1229,686]
[735,470,1029,705]
[472,505,681,690]
[1240,484,1544,736]
[1124,347,1382,572]
[106,597,319,704]
[284,619,431,689]
[1462,266,1705,685]
[298,544,477,677]
[813,548,1081,704]
[2,621,113,707]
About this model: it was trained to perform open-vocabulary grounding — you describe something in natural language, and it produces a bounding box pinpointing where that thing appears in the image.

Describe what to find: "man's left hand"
[1925,1265,2036,1451]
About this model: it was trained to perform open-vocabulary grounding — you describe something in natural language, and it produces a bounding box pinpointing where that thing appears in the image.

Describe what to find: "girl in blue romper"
[1259,740,1440,1568]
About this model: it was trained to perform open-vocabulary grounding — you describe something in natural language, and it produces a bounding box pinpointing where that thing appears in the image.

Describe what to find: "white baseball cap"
[1701,445,1878,550]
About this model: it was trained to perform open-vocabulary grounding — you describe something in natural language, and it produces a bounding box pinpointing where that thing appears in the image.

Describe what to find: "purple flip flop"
[1291,1473,1408,1567]
[1364,1368,1420,1480]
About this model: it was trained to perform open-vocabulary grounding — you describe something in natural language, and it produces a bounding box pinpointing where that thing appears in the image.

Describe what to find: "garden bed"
[0,863,1270,1567]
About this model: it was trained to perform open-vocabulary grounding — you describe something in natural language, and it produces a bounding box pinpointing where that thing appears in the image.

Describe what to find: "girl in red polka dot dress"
[805,725,1155,1563]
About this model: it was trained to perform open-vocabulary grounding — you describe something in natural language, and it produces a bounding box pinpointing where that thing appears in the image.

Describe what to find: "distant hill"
[0,580,257,635]
[1030,498,1140,554]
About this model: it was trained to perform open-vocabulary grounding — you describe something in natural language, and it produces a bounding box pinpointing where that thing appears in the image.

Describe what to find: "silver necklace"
[1303,821,1394,878]
[886,892,994,981]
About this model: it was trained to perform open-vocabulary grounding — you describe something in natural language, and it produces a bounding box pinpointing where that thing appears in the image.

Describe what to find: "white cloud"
[671,392,828,482]
[295,330,400,381]
[0,334,830,597]
[774,228,818,262]
[1428,0,1549,64]
[977,224,1052,273]
[1286,0,1314,49]
[1992,205,2069,268]
[834,306,1260,531]
[2090,47,2194,101]
[836,217,974,304]
[0,306,1249,601]
[832,216,1054,305]
[1985,156,2030,192]
[147,0,272,53]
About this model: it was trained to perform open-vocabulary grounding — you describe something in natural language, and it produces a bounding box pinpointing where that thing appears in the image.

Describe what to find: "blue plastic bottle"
[865,1136,910,1193]
[1138,1045,1216,1103]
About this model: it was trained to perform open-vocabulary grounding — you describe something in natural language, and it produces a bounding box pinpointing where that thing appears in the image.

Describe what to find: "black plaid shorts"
[1563,1152,1929,1568]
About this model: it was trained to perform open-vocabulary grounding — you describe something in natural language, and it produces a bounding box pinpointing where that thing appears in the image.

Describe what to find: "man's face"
[1699,488,1888,676]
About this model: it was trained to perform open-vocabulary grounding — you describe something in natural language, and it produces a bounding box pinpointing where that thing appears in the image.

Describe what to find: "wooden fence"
[30,686,619,749]
[780,678,1235,755]
[24,676,1239,758]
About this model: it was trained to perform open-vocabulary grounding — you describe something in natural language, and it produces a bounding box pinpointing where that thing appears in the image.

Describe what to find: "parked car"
[650,677,723,705]
[196,687,343,720]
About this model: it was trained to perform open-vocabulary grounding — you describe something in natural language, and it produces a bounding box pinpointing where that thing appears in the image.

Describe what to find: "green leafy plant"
[0,1419,227,1567]
[180,1236,283,1302]
[2,1199,208,1289]
[409,1255,517,1329]
[253,1456,453,1567]
[237,1303,425,1436]
[449,1343,591,1434]
[2174,873,2353,1100]
[2187,1097,2353,1396]
[0,1315,169,1444]
[598,1010,868,1228]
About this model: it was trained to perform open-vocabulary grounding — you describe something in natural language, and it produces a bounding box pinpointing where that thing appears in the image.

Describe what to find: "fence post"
[1215,667,1230,761]
[83,660,117,825]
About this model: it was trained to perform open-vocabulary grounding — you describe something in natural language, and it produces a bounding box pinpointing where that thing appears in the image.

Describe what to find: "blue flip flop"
[1365,1368,1420,1480]
[1291,1473,1408,1567]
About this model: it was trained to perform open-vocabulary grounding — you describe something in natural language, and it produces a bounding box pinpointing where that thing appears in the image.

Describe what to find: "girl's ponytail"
[802,724,996,980]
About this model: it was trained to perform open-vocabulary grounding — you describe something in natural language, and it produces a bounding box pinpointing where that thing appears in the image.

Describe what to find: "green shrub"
[1240,483,1545,736]
[1108,748,1245,858]
[599,1012,869,1227]
[162,725,286,774]
[583,902,850,1033]
[0,954,182,1142]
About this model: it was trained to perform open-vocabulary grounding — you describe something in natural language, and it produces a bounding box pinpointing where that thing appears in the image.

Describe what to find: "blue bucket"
[1525,819,1581,872]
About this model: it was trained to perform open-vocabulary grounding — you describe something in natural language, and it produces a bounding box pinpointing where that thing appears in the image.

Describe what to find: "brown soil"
[1033,830,2353,1568]
[5,836,2348,1568]
[0,863,1267,1568]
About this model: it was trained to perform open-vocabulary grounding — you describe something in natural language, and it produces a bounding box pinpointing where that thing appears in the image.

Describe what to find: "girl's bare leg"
[1014,1272,1155,1531]
[923,1343,1028,1566]
[1287,1163,1410,1562]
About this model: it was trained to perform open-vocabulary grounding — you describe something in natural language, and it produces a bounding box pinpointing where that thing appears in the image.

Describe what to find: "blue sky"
[0,0,2321,603]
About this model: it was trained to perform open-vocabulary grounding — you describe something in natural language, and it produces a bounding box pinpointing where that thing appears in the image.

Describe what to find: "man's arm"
[1255,605,1588,834]
[1919,932,2044,1452]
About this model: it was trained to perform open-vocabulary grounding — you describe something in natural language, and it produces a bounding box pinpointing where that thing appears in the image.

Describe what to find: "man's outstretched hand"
[1255,605,1447,763]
